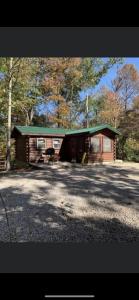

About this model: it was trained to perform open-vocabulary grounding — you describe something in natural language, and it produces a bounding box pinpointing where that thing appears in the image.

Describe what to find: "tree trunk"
[25,115,29,126]
[6,58,13,171]
[86,94,89,128]
[69,106,72,129]
[57,100,60,127]
[29,107,34,124]
[114,117,117,128]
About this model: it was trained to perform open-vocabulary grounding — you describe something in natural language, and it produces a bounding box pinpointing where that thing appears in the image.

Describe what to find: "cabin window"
[37,138,46,150]
[103,136,112,152]
[53,139,61,149]
[90,137,100,153]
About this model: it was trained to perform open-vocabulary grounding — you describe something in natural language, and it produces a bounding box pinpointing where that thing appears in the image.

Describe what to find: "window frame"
[90,136,101,153]
[102,136,112,153]
[37,137,46,150]
[53,138,61,150]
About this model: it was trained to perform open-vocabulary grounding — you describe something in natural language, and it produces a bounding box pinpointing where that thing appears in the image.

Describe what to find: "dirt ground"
[0,162,139,242]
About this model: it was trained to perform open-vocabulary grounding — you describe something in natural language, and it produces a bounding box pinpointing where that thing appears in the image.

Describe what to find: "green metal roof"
[15,126,67,135]
[13,124,120,136]
[66,124,120,135]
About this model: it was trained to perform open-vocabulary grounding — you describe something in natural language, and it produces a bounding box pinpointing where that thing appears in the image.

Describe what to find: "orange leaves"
[41,58,83,127]
[43,57,81,77]
[48,102,70,128]
[48,95,65,102]
[133,95,139,110]
[99,88,123,128]
[58,102,70,115]
[112,64,139,110]
[113,64,139,89]
[119,64,139,81]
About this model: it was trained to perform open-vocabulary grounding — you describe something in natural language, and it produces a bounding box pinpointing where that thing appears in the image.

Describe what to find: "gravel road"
[0,162,139,242]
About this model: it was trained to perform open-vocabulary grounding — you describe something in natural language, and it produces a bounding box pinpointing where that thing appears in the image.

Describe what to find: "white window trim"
[37,138,46,150]
[53,139,61,149]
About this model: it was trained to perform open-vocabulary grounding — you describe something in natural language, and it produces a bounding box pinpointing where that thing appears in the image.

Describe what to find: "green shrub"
[124,138,139,162]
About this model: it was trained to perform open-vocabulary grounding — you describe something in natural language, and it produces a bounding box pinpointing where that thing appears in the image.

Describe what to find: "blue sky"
[80,57,139,99]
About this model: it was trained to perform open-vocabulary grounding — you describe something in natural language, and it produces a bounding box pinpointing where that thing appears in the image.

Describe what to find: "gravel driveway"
[0,162,139,242]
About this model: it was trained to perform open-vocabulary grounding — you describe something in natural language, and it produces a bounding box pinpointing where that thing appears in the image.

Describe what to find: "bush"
[124,138,139,162]
[116,135,126,160]
[116,136,139,162]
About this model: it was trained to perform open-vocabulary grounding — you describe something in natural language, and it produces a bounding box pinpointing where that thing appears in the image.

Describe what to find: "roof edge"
[90,124,120,135]
[11,124,120,137]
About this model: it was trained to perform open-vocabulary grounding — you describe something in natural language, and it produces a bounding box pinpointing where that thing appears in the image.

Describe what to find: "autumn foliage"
[98,88,123,128]
[0,58,139,162]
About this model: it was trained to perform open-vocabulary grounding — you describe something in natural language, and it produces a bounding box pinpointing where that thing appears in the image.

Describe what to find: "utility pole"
[86,93,89,128]
[68,101,72,129]
[6,57,13,171]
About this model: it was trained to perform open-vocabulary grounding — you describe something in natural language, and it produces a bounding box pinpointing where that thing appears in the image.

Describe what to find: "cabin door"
[70,137,77,161]
[76,137,85,163]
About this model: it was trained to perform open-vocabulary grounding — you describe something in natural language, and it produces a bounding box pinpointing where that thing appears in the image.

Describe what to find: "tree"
[80,85,123,128]
[10,58,41,125]
[112,64,139,111]
[127,95,139,139]
[41,58,82,127]
[79,93,103,127]
[0,58,41,169]
[41,58,122,128]
[116,95,139,160]
[98,88,123,128]
[6,57,13,171]
[111,64,139,160]
[0,58,41,126]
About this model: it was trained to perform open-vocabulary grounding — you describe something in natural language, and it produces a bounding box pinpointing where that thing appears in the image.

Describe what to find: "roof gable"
[67,124,120,135]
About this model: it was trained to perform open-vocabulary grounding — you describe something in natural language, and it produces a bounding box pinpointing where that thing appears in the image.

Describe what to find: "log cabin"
[11,124,120,164]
